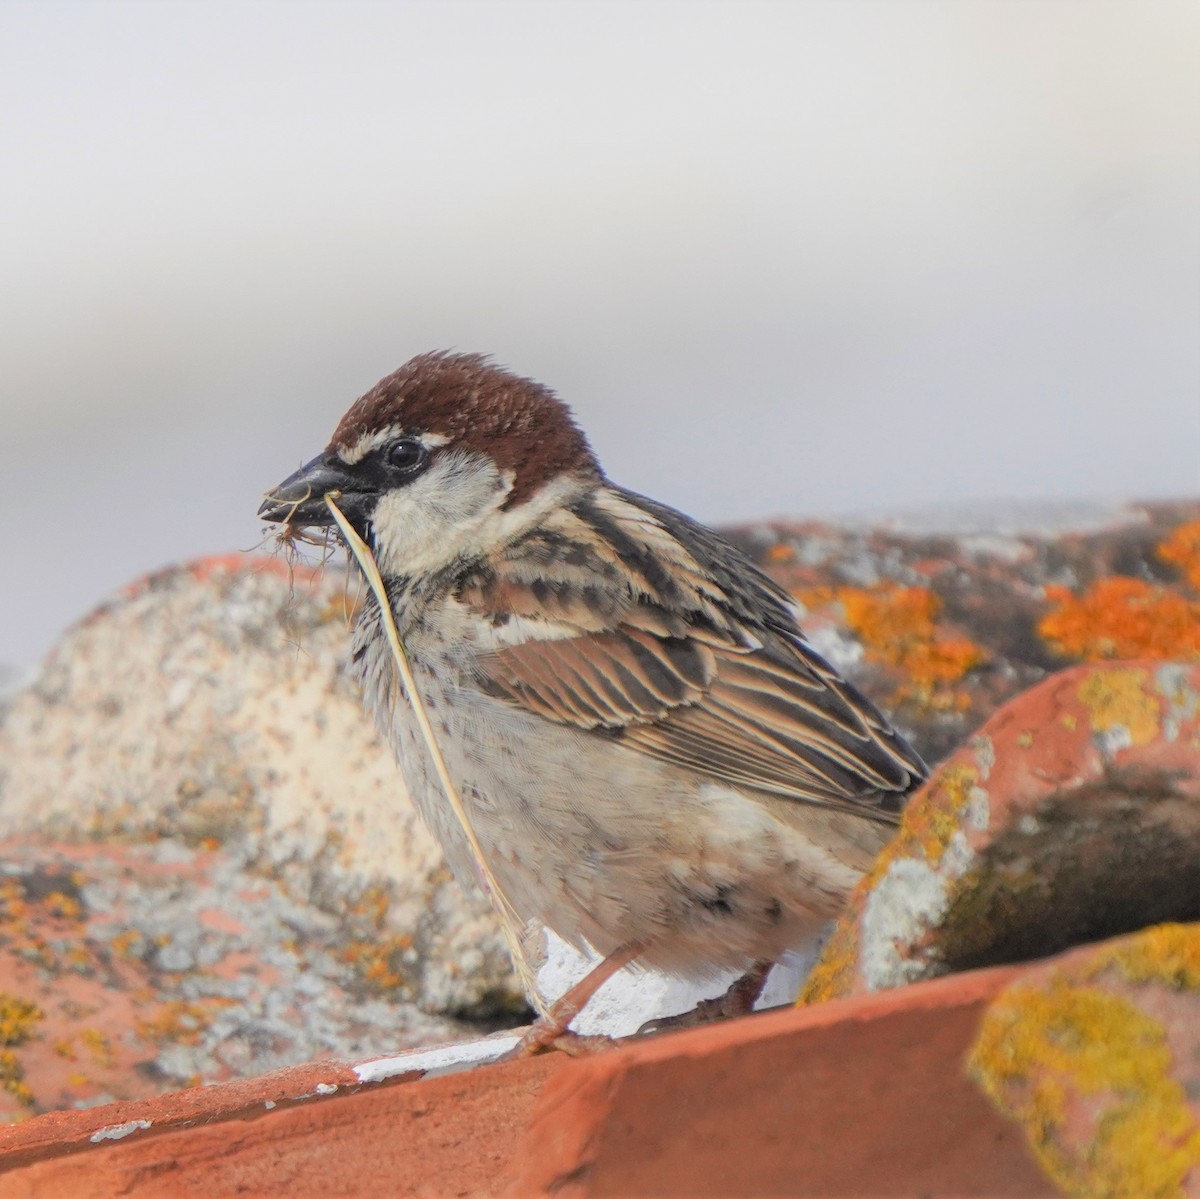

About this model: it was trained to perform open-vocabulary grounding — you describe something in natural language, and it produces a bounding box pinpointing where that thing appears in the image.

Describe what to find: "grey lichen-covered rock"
[0,554,521,1023]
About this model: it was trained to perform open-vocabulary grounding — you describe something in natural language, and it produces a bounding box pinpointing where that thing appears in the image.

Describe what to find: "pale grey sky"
[2,0,1198,666]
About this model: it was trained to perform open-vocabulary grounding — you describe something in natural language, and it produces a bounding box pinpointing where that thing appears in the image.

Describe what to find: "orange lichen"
[798,585,986,711]
[1039,578,1200,663]
[1158,521,1200,592]
[349,885,392,928]
[338,886,414,992]
[339,934,414,993]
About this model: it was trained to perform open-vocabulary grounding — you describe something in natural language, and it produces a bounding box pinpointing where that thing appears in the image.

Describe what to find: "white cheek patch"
[371,451,512,578]
[369,456,597,583]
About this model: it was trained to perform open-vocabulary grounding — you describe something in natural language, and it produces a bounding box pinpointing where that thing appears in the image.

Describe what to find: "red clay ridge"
[0,965,1063,1198]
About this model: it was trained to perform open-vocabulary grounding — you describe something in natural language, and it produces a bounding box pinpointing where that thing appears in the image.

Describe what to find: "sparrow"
[259,352,927,1052]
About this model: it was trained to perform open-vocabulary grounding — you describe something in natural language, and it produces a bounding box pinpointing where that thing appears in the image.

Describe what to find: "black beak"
[258,455,371,528]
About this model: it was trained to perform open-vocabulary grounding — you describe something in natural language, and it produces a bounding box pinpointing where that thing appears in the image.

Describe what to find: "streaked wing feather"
[465,487,927,818]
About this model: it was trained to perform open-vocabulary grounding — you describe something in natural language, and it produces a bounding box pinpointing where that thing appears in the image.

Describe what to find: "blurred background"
[2,0,1197,669]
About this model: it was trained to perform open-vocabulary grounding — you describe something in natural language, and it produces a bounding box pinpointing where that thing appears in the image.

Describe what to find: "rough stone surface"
[0,557,522,1117]
[970,923,1200,1198]
[0,839,473,1121]
[802,660,1200,1004]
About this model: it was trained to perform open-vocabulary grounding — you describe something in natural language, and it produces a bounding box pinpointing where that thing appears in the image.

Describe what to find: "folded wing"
[458,487,927,820]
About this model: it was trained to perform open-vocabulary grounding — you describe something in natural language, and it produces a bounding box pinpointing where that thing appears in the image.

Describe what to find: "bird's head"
[259,352,601,580]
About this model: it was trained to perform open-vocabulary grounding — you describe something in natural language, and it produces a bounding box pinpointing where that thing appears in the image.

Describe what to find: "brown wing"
[458,487,927,820]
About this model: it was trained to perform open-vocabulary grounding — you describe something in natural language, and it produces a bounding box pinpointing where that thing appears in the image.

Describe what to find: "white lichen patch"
[1156,662,1198,742]
[964,784,991,833]
[804,624,865,676]
[859,832,977,991]
[971,734,996,781]
[89,1119,152,1143]
[354,1032,523,1083]
[1095,724,1135,759]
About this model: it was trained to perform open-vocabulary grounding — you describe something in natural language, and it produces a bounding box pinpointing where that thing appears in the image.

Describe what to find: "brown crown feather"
[329,352,602,506]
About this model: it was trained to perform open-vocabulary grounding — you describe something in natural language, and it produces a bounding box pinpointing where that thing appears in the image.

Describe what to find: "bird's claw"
[500,1022,617,1060]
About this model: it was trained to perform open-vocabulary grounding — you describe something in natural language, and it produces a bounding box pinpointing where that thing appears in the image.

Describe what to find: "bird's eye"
[385,438,428,474]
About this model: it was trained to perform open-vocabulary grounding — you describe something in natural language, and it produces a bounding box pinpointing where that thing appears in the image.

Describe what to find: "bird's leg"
[503,941,645,1059]
[637,960,774,1037]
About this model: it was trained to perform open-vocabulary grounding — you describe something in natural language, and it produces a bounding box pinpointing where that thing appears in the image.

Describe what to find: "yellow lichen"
[0,995,41,1048]
[797,921,858,1005]
[1158,521,1200,592]
[858,762,978,885]
[79,1029,115,1068]
[1098,924,1200,991]
[136,1001,212,1045]
[109,929,144,959]
[798,584,986,712]
[1039,578,1200,663]
[0,882,26,924]
[912,763,979,865]
[44,892,82,921]
[0,1050,33,1107]
[798,763,980,1005]
[970,978,1200,1197]
[1077,669,1161,748]
[0,995,42,1109]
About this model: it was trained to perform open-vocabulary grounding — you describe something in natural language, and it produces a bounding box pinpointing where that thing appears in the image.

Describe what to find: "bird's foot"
[501,1023,618,1060]
[637,961,774,1037]
[499,940,645,1059]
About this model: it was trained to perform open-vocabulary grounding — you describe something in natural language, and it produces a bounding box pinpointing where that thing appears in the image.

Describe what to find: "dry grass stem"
[323,494,541,1008]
